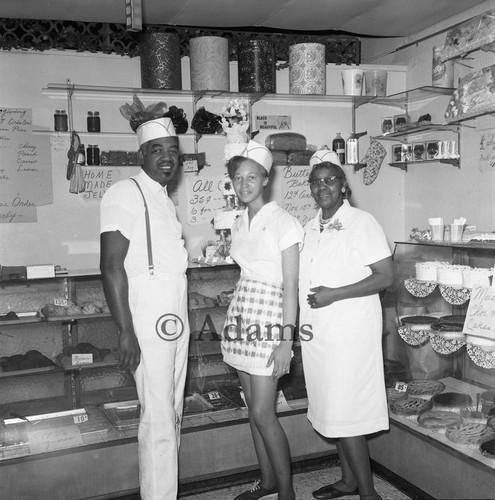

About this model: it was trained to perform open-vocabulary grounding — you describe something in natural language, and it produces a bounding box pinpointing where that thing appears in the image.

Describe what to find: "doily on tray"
[404,278,437,298]
[429,333,466,355]
[439,285,471,305]
[397,325,429,346]
[466,343,495,369]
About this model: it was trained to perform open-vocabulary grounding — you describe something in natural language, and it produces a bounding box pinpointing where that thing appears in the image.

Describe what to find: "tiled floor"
[114,455,424,500]
[180,467,413,500]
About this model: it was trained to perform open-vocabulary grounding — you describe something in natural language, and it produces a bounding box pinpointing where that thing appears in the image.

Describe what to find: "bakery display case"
[369,240,495,499]
[0,264,311,465]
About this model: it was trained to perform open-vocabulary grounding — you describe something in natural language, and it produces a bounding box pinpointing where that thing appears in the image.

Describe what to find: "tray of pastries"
[389,397,432,416]
[417,410,463,430]
[446,423,495,447]
[432,392,472,411]
[406,379,445,399]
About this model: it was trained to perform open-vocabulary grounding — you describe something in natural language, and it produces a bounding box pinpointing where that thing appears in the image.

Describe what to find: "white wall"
[363,0,495,234]
[0,48,406,269]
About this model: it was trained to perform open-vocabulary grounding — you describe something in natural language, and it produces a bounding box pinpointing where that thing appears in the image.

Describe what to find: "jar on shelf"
[87,111,101,132]
[86,145,100,166]
[54,109,68,132]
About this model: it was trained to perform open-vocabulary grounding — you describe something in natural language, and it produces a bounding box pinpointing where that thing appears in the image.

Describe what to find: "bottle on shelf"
[87,111,101,132]
[86,145,100,166]
[345,132,359,165]
[332,132,346,165]
[54,109,68,132]
[77,144,86,166]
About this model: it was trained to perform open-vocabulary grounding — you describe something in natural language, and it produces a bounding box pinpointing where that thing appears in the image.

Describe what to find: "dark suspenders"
[130,178,155,277]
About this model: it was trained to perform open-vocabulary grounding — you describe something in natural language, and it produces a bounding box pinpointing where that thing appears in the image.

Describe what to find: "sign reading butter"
[464,286,495,340]
[255,115,291,131]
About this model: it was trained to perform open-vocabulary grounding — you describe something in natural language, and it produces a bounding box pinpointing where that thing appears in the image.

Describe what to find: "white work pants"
[129,273,190,500]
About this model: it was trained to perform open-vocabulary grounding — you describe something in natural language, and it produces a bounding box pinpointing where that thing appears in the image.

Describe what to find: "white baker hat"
[241,140,273,173]
[137,117,177,147]
[309,149,342,167]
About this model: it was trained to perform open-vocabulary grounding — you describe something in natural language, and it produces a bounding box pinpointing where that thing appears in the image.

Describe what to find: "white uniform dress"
[100,170,189,500]
[222,201,304,375]
[299,200,390,438]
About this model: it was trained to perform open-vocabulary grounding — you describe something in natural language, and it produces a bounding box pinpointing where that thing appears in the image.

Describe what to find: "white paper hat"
[137,117,177,147]
[241,140,273,173]
[309,149,342,167]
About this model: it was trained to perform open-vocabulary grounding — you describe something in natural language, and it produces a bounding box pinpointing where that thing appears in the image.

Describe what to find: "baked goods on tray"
[406,379,445,399]
[389,397,432,416]
[432,392,472,410]
[386,388,408,403]
[400,316,439,331]
[417,410,463,430]
[446,423,495,446]
[430,321,465,340]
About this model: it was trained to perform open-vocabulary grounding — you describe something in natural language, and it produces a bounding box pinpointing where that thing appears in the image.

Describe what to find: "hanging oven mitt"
[362,138,387,185]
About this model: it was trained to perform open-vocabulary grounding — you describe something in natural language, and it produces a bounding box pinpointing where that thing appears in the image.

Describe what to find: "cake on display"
[415,262,493,288]
[415,261,449,282]
[437,265,471,287]
[221,99,250,163]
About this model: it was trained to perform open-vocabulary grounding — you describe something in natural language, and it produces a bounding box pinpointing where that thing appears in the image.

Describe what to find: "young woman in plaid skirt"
[221,141,304,500]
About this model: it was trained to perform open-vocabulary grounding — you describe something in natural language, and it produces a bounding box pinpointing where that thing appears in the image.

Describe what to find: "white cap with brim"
[240,140,273,173]
[137,117,177,147]
[309,149,342,168]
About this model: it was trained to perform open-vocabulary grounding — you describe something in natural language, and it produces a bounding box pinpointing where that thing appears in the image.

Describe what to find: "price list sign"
[185,173,225,225]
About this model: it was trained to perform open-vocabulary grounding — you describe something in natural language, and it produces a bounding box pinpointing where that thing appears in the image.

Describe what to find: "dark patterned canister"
[238,40,276,93]
[140,33,182,90]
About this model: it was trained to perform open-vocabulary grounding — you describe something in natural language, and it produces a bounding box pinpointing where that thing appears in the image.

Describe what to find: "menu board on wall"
[279,164,316,226]
[185,172,225,225]
[0,108,52,223]
[478,129,495,171]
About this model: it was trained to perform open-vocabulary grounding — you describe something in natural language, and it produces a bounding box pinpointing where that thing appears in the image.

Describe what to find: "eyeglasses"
[308,175,343,187]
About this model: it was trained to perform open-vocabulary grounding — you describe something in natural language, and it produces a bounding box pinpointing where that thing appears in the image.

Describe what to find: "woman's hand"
[307,286,339,308]
[267,342,292,380]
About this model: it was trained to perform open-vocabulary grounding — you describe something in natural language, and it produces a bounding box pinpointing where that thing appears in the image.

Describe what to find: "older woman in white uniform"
[221,141,303,500]
[299,150,393,500]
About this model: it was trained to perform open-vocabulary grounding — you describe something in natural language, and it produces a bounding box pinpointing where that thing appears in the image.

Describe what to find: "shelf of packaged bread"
[389,158,460,171]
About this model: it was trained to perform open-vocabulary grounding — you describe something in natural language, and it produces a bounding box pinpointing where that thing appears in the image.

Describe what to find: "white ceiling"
[0,0,489,37]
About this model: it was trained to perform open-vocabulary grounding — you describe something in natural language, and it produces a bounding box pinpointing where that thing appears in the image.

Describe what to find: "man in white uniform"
[100,117,189,500]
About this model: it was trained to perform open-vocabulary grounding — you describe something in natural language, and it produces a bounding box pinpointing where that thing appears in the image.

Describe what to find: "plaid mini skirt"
[221,277,286,376]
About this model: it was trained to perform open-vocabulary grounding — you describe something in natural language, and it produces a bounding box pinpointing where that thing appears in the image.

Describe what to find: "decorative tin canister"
[289,43,326,95]
[190,36,230,91]
[140,33,182,90]
[238,40,276,93]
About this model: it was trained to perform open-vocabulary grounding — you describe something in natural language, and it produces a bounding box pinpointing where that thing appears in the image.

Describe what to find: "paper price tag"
[54,298,68,307]
[73,413,88,424]
[206,391,221,400]
[71,353,93,365]
[395,382,408,393]
[183,159,199,173]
